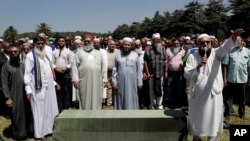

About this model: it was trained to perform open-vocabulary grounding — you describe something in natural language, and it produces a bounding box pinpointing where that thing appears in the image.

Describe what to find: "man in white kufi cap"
[75,36,82,41]
[184,29,244,140]
[93,38,108,107]
[112,37,142,109]
[144,33,166,109]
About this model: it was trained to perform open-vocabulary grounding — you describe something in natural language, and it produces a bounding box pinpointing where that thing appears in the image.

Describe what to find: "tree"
[229,0,250,37]
[204,0,229,39]
[181,0,206,35]
[3,26,18,43]
[112,24,130,39]
[36,22,52,36]
[129,22,141,38]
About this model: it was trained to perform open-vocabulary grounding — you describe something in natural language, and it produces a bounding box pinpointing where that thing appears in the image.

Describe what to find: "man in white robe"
[24,36,59,139]
[72,34,106,110]
[184,29,244,141]
[93,38,108,107]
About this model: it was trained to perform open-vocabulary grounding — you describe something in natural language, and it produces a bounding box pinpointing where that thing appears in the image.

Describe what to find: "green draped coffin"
[53,110,187,141]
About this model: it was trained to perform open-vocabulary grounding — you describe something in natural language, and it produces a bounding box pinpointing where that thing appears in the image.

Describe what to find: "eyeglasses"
[84,40,91,44]
[200,41,211,45]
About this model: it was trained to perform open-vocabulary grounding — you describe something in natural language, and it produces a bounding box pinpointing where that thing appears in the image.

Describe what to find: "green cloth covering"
[53,110,187,141]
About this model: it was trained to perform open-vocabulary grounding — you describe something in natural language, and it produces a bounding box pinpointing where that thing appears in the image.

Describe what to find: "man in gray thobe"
[112,37,142,110]
[72,34,107,110]
[1,46,33,140]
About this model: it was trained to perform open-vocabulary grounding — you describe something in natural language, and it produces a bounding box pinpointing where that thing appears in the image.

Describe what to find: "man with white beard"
[24,36,59,140]
[72,34,106,110]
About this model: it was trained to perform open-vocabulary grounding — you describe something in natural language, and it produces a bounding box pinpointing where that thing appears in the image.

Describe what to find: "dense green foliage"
[113,0,250,39]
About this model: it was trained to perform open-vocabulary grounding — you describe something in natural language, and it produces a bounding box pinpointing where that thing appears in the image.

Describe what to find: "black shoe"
[224,115,230,121]
[240,115,246,120]
[223,121,230,129]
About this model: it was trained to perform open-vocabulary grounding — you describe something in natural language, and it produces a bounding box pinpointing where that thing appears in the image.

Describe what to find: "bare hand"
[201,55,208,64]
[73,81,80,88]
[146,73,151,79]
[103,82,108,88]
[138,86,142,89]
[143,73,147,80]
[164,72,168,79]
[5,98,13,107]
[61,67,69,73]
[231,28,245,41]
[224,80,227,87]
[55,67,64,74]
[113,84,118,90]
[27,93,32,101]
[55,83,61,90]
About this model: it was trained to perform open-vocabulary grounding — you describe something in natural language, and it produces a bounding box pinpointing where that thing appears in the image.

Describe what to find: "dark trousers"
[224,82,246,117]
[165,70,187,108]
[56,72,72,112]
[138,80,150,108]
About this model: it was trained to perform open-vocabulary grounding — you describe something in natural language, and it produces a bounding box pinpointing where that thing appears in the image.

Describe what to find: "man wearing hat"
[144,33,166,109]
[184,29,244,141]
[112,37,142,109]
[72,34,107,110]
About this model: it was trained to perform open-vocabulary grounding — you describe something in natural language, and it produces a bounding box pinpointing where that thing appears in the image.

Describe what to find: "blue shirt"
[222,47,250,83]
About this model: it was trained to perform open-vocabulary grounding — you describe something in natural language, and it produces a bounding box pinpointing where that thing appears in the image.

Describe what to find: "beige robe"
[72,49,106,110]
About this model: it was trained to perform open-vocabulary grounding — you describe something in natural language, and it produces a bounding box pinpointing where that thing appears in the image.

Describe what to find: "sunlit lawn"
[0,105,249,141]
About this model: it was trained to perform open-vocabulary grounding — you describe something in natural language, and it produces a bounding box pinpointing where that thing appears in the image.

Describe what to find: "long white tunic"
[24,52,59,138]
[99,48,108,99]
[184,37,237,136]
[72,49,105,110]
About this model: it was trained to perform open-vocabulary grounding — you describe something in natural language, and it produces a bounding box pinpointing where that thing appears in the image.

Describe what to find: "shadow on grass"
[3,124,12,139]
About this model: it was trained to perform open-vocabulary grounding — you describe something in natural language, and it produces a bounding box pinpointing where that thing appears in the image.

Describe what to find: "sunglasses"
[84,40,91,44]
[200,41,211,45]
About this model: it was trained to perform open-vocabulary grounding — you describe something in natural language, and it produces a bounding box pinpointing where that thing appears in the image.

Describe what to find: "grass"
[0,105,249,141]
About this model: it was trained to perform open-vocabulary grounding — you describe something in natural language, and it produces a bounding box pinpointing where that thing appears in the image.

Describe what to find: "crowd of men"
[0,28,248,141]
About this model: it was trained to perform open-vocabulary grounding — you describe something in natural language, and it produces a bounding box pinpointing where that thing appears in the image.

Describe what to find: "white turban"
[123,37,133,43]
[147,41,152,46]
[198,33,210,40]
[185,36,191,40]
[28,40,33,44]
[38,33,46,38]
[94,38,100,42]
[75,36,82,40]
[152,33,160,39]
[74,39,82,43]
[210,35,216,39]
[135,39,141,44]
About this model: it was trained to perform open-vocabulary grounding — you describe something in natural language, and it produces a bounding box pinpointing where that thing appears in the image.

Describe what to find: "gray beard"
[83,45,94,52]
[34,47,46,59]
[173,47,180,54]
[135,47,142,55]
